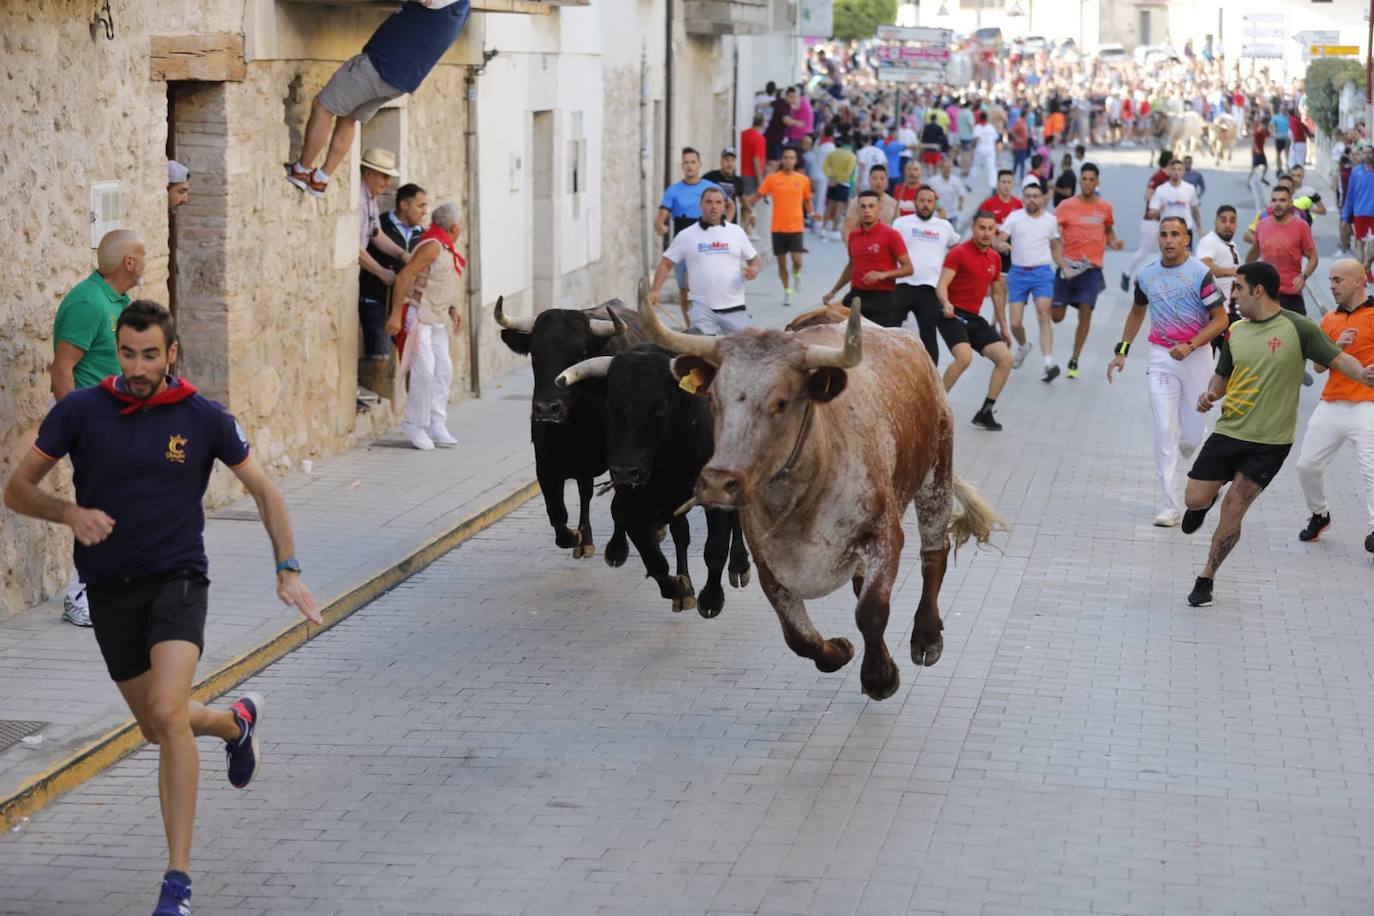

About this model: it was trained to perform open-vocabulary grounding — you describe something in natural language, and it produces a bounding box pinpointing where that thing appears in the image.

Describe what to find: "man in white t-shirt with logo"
[649,186,762,334]
[1001,177,1067,381]
[1147,158,1202,247]
[892,184,960,364]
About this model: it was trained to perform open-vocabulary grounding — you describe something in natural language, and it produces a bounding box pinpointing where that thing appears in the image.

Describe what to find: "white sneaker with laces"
[401,423,435,451]
[1153,507,1182,528]
[1012,342,1032,369]
[428,425,457,447]
[62,589,92,627]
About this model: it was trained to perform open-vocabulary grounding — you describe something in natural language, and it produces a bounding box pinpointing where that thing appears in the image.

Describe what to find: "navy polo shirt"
[363,1,470,94]
[35,379,251,586]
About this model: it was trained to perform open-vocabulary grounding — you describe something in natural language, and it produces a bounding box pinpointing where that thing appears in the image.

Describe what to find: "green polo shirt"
[52,271,129,390]
[1215,308,1342,445]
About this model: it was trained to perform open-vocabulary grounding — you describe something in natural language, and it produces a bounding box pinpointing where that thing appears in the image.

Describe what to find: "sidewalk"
[0,366,542,826]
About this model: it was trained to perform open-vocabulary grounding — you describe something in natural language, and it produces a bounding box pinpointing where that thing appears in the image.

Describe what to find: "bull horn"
[589,307,625,338]
[635,277,719,363]
[803,298,864,369]
[555,356,614,388]
[494,295,534,333]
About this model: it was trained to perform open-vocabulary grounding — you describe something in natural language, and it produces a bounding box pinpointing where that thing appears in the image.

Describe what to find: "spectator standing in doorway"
[371,183,428,359]
[356,148,411,372]
[387,202,465,451]
[285,0,470,197]
[49,229,145,626]
[167,161,190,213]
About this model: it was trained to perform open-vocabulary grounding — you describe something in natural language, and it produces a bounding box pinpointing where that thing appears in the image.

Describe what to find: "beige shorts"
[317,53,404,124]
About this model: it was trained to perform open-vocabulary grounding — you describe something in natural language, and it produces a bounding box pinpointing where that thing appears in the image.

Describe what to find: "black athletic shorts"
[1251,151,1268,169]
[1278,293,1306,315]
[940,310,1002,354]
[999,249,1012,274]
[87,569,209,682]
[846,289,900,326]
[772,231,805,255]
[1187,433,1292,490]
[827,185,851,203]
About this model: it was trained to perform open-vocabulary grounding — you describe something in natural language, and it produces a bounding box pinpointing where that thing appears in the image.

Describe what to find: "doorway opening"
[532,109,555,310]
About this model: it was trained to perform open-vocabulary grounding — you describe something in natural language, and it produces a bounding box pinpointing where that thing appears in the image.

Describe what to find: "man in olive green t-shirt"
[1179,262,1374,608]
[49,229,144,626]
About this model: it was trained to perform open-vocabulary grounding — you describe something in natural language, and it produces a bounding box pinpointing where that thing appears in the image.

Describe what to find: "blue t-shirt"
[35,379,251,585]
[1269,114,1290,140]
[881,139,906,175]
[363,1,471,94]
[660,179,724,235]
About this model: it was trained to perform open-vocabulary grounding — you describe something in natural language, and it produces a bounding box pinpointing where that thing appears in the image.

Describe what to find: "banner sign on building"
[875,25,953,44]
[799,0,833,39]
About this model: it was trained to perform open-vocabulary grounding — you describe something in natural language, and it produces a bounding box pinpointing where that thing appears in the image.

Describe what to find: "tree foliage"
[832,0,898,42]
[1305,58,1364,136]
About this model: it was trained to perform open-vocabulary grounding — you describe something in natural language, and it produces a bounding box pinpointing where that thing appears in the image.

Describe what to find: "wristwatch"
[275,558,302,575]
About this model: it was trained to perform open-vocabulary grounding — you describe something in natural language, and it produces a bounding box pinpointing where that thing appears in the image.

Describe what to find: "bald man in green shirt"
[49,229,145,625]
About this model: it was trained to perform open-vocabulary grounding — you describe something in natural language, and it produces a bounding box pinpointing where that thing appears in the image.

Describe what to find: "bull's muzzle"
[531,398,570,423]
[610,464,649,488]
[696,466,750,508]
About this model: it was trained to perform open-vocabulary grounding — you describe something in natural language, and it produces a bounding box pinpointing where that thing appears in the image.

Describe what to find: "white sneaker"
[1153,507,1182,528]
[62,589,92,627]
[401,423,435,451]
[428,425,457,447]
[1012,342,1032,369]
[791,271,803,294]
[782,287,792,307]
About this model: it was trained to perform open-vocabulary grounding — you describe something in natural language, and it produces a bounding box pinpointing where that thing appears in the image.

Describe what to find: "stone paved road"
[3,152,1374,915]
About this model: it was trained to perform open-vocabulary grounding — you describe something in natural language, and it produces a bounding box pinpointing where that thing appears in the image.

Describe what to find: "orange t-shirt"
[1320,300,1374,403]
[758,170,812,234]
[1055,194,1115,267]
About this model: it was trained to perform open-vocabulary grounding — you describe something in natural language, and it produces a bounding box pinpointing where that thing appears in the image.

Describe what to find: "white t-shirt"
[926,173,965,215]
[892,214,959,287]
[897,126,919,150]
[1001,208,1060,268]
[1148,180,1199,230]
[856,145,888,182]
[972,123,999,155]
[1195,230,1239,305]
[663,222,757,311]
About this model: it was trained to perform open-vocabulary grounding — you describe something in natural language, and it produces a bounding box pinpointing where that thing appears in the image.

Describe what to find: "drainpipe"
[664,0,674,195]
[465,46,499,398]
[641,45,653,277]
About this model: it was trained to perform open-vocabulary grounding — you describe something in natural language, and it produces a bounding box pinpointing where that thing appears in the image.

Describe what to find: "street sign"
[1007,0,1024,16]
[1242,12,1285,44]
[874,45,951,63]
[875,25,953,43]
[1242,44,1285,60]
[1293,30,1339,47]
[877,68,945,84]
[1311,45,1360,57]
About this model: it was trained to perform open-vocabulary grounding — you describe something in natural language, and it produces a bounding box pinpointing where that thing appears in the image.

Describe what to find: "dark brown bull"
[638,281,1001,700]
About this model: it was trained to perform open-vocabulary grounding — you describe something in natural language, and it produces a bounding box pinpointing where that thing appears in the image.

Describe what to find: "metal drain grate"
[0,720,47,753]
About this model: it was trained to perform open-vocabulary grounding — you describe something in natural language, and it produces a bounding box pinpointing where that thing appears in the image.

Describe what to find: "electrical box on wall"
[90,180,121,248]
[510,153,523,193]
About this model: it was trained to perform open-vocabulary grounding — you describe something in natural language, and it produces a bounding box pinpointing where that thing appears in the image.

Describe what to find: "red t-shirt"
[1289,116,1309,143]
[740,128,766,178]
[976,193,1022,225]
[892,182,923,217]
[942,240,1001,315]
[1252,127,1268,155]
[1254,215,1315,295]
[1147,169,1169,192]
[847,222,908,292]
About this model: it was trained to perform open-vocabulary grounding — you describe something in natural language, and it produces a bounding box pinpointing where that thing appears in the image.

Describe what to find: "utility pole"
[1367,0,1373,134]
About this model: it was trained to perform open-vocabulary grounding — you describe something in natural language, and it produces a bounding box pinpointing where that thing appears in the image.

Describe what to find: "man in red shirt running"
[977,169,1023,277]
[739,113,767,237]
[936,210,1013,430]
[822,191,913,326]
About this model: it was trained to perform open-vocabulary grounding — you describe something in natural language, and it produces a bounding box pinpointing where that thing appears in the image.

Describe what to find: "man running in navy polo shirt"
[821,190,912,326]
[3,301,322,916]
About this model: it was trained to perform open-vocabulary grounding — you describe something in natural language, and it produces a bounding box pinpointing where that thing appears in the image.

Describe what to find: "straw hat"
[360,147,400,177]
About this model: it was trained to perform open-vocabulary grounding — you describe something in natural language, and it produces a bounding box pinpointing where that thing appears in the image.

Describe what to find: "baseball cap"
[168,160,190,185]
[721,146,737,158]
[1021,174,1042,190]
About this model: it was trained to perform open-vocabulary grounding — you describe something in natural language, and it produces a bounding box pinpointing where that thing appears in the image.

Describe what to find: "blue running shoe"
[152,871,192,916]
[225,692,263,789]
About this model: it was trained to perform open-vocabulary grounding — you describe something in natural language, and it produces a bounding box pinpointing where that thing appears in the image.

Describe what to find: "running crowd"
[647,44,1374,617]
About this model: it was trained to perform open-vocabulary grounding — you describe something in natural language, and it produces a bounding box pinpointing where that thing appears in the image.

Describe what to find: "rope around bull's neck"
[769,398,814,484]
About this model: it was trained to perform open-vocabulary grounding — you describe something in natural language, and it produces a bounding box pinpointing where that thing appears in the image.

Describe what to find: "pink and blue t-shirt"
[1132,257,1224,348]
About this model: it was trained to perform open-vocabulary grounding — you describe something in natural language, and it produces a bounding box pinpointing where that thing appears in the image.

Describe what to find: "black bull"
[496,297,645,559]
[557,343,751,617]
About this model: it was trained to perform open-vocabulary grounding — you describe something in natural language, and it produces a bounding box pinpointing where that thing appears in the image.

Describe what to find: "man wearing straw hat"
[357,148,412,368]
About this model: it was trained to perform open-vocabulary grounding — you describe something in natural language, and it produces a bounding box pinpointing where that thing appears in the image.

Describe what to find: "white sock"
[1043,355,1054,368]
[312,168,330,183]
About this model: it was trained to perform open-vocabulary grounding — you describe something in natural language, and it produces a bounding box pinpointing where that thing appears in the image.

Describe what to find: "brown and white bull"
[638,284,1002,700]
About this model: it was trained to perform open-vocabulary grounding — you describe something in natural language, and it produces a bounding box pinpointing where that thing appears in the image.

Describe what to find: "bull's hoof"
[911,634,944,667]
[815,637,854,673]
[697,583,724,618]
[574,540,596,559]
[604,537,629,568]
[554,527,579,549]
[728,566,751,589]
[861,664,901,701]
[672,592,697,613]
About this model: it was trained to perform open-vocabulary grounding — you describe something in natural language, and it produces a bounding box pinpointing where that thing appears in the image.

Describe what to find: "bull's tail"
[948,475,1005,549]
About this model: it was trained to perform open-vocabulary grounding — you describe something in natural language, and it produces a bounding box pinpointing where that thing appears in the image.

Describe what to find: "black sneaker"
[1042,364,1061,382]
[1298,512,1331,542]
[226,692,263,789]
[1365,530,1374,554]
[1187,576,1214,607]
[1119,272,1130,292]
[971,407,1003,431]
[1182,496,1217,535]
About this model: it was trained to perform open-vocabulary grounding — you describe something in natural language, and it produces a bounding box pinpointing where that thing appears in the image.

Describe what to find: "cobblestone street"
[3,154,1374,915]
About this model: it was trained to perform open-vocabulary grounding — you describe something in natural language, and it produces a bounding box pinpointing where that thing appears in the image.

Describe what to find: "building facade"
[0,0,797,617]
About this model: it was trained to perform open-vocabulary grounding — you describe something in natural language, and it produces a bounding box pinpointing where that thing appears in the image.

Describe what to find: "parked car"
[972,27,1003,50]
[1023,35,1048,53]
[1093,43,1127,64]
[1133,43,1180,67]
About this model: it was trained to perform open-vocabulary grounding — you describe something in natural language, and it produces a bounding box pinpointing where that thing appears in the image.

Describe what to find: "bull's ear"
[806,368,847,402]
[670,355,717,395]
[500,329,532,355]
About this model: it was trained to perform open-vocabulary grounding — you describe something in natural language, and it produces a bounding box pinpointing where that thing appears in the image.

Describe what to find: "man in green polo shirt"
[1180,261,1374,608]
[50,228,145,625]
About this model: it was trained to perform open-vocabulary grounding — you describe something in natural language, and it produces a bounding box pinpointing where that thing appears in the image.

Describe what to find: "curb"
[0,478,540,831]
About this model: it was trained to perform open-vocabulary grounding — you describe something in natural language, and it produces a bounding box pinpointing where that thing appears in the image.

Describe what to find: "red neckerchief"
[419,224,467,278]
[99,375,197,415]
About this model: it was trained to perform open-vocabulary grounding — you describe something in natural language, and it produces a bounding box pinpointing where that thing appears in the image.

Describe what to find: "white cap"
[1021,174,1042,190]
[168,160,190,185]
